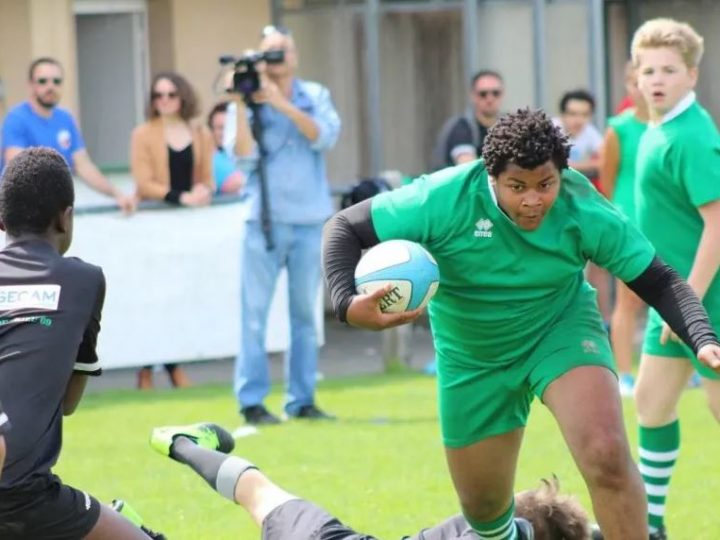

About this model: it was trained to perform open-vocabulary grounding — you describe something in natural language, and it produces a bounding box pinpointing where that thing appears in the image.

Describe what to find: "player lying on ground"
[322,108,720,540]
[150,422,592,539]
[0,148,162,539]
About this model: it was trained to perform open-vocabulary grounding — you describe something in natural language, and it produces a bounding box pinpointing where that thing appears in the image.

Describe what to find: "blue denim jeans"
[234,221,323,415]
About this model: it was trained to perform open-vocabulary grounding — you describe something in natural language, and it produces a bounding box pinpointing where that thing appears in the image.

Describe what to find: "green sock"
[464,500,518,540]
[639,420,680,533]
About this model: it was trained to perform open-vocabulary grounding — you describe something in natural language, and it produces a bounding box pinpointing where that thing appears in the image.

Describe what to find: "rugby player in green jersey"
[323,108,720,540]
[631,18,720,540]
[600,62,648,398]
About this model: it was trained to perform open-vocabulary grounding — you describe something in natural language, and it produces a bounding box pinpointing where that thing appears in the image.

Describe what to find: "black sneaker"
[515,517,534,540]
[242,405,281,425]
[649,527,668,540]
[292,404,336,420]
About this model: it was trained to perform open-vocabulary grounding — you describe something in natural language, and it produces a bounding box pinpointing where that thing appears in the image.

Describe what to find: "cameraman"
[224,26,341,425]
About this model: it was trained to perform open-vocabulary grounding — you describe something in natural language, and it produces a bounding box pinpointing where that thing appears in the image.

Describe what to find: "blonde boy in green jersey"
[632,18,720,540]
[323,108,720,540]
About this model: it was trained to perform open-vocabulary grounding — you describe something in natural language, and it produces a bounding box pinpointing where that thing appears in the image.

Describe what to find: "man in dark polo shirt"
[0,148,152,539]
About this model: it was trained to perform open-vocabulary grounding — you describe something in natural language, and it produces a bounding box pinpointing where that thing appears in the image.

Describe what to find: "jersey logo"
[57,129,72,150]
[474,218,494,238]
[0,285,61,311]
[581,339,600,355]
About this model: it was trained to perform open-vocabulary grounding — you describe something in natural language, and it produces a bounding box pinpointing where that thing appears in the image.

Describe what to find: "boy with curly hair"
[322,108,720,539]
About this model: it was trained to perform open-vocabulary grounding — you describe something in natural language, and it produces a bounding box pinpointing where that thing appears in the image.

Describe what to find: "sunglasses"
[35,77,62,86]
[261,24,291,38]
[152,91,179,100]
[476,89,502,99]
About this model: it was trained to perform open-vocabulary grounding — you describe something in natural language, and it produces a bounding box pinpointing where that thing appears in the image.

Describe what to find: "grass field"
[56,373,719,539]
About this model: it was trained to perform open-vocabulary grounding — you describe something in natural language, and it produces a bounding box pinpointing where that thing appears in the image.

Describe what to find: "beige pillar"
[27,0,79,116]
[0,0,32,116]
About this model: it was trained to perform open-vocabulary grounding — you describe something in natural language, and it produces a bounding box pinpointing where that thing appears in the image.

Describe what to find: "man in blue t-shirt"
[1,57,135,213]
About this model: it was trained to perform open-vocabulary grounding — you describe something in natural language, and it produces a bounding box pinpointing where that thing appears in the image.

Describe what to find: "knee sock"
[171,437,257,502]
[639,420,680,532]
[464,500,519,540]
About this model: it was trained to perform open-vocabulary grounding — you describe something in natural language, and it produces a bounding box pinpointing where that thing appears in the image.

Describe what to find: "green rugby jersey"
[371,161,654,366]
[607,109,646,222]
[636,99,720,312]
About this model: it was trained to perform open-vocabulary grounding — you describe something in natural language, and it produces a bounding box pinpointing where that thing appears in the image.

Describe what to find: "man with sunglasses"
[0,57,136,213]
[224,26,341,425]
[432,70,505,170]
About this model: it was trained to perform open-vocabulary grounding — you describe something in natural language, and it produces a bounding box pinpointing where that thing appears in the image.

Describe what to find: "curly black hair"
[0,148,74,237]
[482,108,570,178]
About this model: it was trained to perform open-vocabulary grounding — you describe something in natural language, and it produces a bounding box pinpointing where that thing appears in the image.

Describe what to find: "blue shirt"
[213,148,242,193]
[223,79,341,224]
[1,102,85,170]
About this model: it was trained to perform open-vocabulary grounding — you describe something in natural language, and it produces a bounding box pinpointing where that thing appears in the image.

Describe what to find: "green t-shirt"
[635,100,720,312]
[371,161,655,366]
[607,109,646,222]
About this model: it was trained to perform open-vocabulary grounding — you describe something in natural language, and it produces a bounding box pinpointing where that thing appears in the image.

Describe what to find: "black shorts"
[0,473,102,540]
[262,499,377,540]
[262,500,476,540]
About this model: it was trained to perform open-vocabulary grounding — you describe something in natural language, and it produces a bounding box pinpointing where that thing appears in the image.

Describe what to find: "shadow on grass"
[78,371,434,411]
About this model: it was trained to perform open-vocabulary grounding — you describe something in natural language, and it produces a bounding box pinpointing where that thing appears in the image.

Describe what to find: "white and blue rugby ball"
[354,240,439,313]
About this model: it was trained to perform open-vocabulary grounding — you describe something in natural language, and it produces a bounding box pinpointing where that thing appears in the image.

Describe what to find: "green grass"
[56,373,719,539]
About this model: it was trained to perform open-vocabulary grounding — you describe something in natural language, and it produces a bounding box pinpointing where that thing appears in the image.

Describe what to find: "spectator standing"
[207,102,245,194]
[224,25,341,424]
[600,63,648,397]
[432,70,504,170]
[130,71,215,390]
[554,90,603,185]
[1,57,135,213]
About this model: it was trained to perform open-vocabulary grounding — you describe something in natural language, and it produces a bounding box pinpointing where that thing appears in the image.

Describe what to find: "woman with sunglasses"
[130,71,215,390]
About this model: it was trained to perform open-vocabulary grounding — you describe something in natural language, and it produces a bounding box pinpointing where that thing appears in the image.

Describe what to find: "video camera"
[219,49,285,96]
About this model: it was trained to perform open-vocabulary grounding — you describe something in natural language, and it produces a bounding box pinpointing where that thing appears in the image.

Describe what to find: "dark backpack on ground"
[340,178,393,210]
[430,107,481,171]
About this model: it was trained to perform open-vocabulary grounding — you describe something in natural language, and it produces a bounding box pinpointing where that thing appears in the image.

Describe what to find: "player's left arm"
[64,271,106,415]
[72,149,136,214]
[625,257,720,372]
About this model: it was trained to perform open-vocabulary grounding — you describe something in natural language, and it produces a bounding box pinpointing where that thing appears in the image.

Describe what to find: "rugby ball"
[354,240,439,313]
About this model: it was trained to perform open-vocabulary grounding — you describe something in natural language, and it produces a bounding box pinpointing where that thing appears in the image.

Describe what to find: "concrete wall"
[284,0,597,179]
[0,0,79,118]
[169,0,271,121]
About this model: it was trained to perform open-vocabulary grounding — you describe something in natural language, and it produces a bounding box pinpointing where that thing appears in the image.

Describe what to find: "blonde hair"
[631,18,704,68]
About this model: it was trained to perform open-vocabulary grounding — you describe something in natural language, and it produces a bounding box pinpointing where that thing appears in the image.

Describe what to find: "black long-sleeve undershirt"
[322,202,719,354]
[625,256,718,354]
[322,199,379,323]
